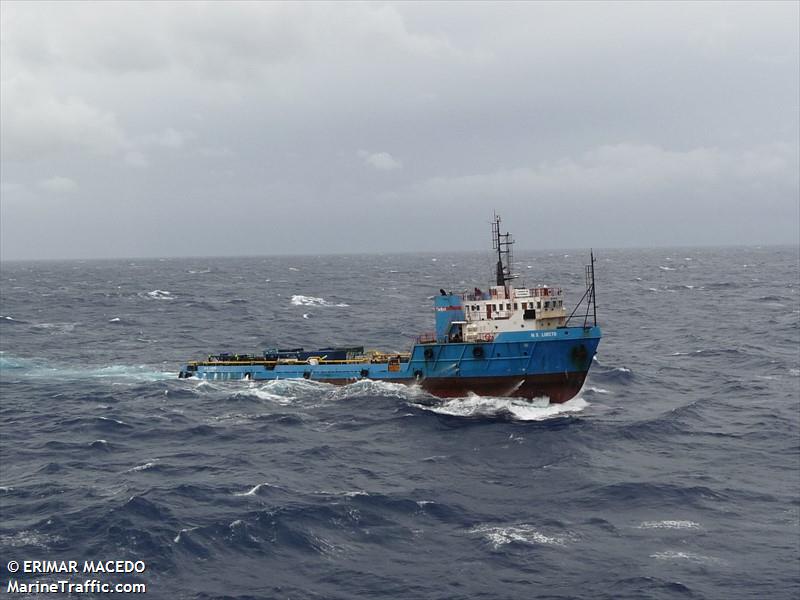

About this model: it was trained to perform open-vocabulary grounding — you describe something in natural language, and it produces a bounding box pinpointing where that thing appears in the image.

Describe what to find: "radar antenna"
[491,213,517,288]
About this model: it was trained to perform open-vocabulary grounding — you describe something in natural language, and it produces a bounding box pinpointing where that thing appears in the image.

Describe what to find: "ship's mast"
[491,213,517,288]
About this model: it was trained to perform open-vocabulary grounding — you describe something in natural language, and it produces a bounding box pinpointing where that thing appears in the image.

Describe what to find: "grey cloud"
[138,128,193,149]
[359,151,403,171]
[0,78,128,160]
[406,143,798,202]
[123,151,149,169]
[37,176,77,193]
[3,2,458,79]
[0,1,797,260]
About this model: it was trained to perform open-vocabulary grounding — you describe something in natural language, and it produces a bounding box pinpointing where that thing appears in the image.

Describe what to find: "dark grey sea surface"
[1,246,798,599]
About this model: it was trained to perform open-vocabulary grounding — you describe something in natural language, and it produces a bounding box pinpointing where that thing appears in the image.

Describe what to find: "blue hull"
[180,327,601,403]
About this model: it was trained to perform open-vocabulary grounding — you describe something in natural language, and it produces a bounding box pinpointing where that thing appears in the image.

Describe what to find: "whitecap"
[330,379,428,401]
[650,550,723,565]
[584,386,610,394]
[289,267,300,271]
[238,387,295,405]
[470,524,568,549]
[789,369,799,377]
[648,287,658,292]
[315,489,368,498]
[126,460,158,472]
[638,520,701,530]
[146,289,174,300]
[303,313,311,319]
[234,482,276,496]
[260,378,333,401]
[417,395,588,421]
[232,379,331,405]
[290,295,349,307]
[658,266,676,271]
[0,531,64,548]
[174,526,199,543]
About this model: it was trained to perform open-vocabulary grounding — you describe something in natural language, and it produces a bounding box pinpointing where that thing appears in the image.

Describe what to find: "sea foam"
[291,295,349,307]
[417,395,588,421]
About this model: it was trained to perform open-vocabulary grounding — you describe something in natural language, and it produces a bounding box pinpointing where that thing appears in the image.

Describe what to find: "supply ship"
[179,216,601,403]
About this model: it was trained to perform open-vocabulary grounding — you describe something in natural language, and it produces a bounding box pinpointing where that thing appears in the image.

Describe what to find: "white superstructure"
[452,285,567,343]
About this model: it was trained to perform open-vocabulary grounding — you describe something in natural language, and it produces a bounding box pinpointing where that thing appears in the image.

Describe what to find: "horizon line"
[1,242,798,264]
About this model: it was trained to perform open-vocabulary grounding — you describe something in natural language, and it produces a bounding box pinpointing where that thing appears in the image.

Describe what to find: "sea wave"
[650,550,725,565]
[637,520,702,530]
[146,289,175,300]
[290,295,349,307]
[0,531,64,549]
[414,395,588,421]
[470,523,570,549]
[0,354,174,381]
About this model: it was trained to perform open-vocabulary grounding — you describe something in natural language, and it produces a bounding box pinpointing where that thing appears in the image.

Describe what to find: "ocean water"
[1,246,798,599]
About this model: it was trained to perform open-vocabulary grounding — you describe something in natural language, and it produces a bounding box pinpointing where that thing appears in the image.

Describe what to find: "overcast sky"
[1,1,798,260]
